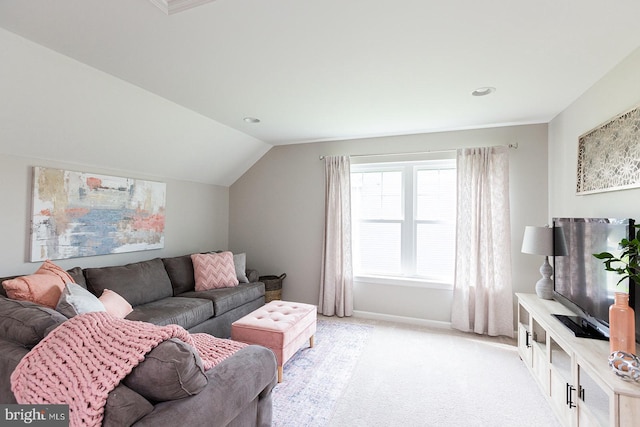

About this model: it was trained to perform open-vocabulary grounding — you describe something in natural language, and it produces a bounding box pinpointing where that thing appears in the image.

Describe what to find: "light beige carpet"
[326,316,561,427]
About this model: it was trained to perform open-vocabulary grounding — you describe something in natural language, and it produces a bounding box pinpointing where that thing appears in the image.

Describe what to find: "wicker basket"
[260,273,286,303]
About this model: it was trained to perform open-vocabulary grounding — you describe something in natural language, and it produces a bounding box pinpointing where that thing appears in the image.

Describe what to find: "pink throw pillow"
[2,260,75,308]
[191,252,239,291]
[99,289,133,318]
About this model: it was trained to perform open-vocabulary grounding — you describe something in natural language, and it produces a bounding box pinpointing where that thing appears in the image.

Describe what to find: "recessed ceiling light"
[243,117,261,124]
[471,87,496,97]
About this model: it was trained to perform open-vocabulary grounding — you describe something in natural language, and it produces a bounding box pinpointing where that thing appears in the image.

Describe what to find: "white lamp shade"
[521,226,554,256]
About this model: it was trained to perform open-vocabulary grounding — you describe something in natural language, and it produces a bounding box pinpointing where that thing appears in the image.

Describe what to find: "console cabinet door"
[531,341,549,394]
[549,366,574,426]
[517,304,533,367]
[549,337,574,426]
[619,395,640,426]
[576,364,610,427]
[518,323,533,367]
[531,318,549,393]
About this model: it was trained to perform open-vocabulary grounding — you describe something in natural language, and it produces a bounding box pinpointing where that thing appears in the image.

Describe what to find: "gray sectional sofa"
[83,254,266,338]
[0,253,276,426]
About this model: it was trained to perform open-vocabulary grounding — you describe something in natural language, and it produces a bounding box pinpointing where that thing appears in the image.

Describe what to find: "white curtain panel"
[319,156,353,317]
[451,146,513,337]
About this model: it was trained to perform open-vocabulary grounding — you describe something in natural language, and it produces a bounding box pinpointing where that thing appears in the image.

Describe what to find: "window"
[351,158,456,285]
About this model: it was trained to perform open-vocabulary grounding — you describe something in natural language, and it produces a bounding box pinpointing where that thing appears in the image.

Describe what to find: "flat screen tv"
[552,217,639,343]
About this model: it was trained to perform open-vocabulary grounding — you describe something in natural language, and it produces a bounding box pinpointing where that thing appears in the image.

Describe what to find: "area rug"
[272,319,373,427]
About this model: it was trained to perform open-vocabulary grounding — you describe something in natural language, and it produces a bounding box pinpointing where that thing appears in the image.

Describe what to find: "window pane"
[353,222,401,275]
[416,169,456,220]
[351,160,456,284]
[352,171,402,220]
[416,223,455,279]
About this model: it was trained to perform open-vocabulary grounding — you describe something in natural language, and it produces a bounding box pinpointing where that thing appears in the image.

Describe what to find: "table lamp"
[521,225,567,299]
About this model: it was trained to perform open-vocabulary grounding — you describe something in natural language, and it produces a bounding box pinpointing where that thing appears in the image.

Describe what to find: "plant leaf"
[593,252,614,259]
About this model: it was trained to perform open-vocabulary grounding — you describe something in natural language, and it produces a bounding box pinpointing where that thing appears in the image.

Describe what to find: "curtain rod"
[318,142,518,160]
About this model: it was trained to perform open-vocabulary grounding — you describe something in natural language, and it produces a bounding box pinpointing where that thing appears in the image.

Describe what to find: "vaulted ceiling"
[2,0,640,184]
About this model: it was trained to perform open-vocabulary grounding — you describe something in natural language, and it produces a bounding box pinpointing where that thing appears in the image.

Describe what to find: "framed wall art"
[30,167,166,261]
[576,105,640,195]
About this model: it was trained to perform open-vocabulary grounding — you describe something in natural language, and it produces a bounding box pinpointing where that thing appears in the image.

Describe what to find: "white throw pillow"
[56,282,106,318]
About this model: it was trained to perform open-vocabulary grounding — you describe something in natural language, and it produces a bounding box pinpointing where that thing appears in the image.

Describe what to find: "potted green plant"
[593,225,640,287]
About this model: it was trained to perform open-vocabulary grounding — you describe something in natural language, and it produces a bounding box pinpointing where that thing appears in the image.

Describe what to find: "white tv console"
[516,293,640,426]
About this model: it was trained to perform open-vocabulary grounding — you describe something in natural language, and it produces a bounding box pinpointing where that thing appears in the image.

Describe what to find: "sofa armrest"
[0,340,29,403]
[246,268,259,283]
[133,345,277,427]
[104,385,153,427]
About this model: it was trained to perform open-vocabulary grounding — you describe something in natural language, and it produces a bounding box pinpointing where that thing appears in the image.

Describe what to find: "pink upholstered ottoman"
[231,301,317,382]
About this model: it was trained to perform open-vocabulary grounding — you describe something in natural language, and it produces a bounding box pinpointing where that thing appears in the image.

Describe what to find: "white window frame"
[351,156,456,289]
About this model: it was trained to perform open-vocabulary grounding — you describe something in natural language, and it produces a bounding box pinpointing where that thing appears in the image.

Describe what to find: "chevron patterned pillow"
[191,252,239,291]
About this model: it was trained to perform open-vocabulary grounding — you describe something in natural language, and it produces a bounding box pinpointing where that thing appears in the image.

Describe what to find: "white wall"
[0,27,270,188]
[549,46,640,220]
[0,154,229,277]
[230,124,549,326]
[0,28,234,277]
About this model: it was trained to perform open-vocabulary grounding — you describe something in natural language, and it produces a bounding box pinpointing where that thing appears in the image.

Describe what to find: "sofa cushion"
[84,258,173,306]
[103,384,154,427]
[191,252,239,290]
[125,297,213,330]
[0,295,67,347]
[162,255,195,295]
[99,289,133,318]
[233,253,250,283]
[56,283,106,318]
[246,268,259,283]
[2,260,75,309]
[178,282,264,317]
[124,338,208,402]
[66,266,87,289]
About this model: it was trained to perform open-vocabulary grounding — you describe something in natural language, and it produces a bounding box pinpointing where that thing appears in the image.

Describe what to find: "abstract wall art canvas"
[30,167,166,261]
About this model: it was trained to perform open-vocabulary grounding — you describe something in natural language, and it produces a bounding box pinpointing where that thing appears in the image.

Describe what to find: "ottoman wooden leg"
[310,335,314,348]
[278,366,283,383]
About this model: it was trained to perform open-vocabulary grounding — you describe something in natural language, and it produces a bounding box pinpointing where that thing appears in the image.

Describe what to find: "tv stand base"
[553,314,608,340]
[516,293,640,426]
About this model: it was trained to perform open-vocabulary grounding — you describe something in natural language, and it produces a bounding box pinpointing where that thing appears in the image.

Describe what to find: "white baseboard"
[352,310,452,330]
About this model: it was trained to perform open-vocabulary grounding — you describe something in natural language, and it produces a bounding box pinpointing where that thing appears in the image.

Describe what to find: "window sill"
[353,275,453,290]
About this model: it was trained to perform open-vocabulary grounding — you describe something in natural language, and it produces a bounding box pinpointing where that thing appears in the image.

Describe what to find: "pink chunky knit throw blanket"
[11,311,247,427]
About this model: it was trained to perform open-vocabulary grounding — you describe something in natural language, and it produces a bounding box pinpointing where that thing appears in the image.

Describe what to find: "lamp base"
[535,257,554,300]
[535,278,554,299]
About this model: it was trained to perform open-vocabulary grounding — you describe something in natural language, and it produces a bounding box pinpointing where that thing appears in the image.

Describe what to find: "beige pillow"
[2,260,75,308]
[99,289,133,318]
